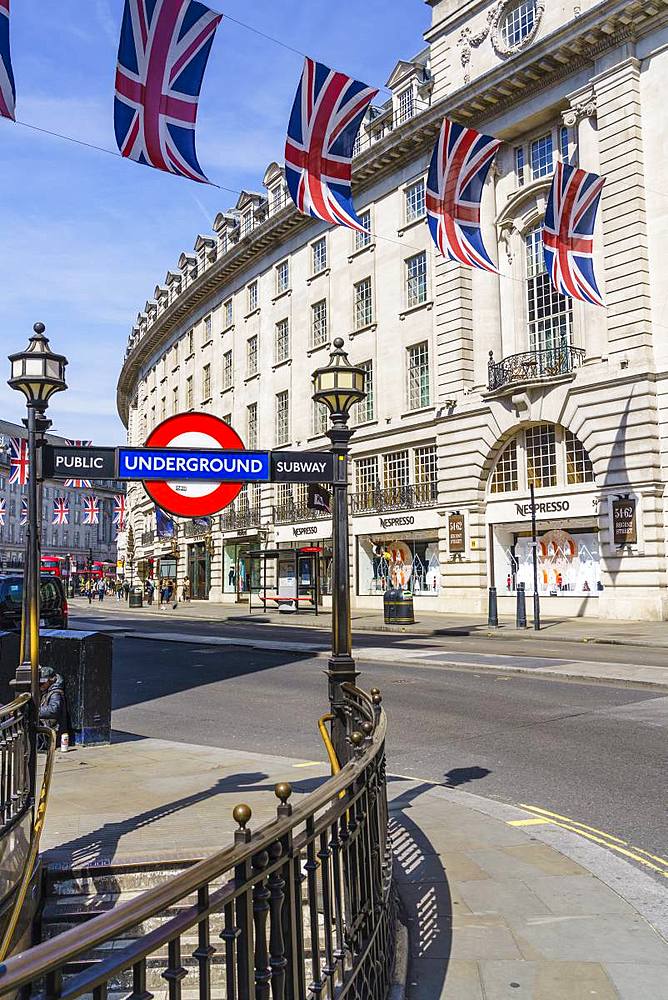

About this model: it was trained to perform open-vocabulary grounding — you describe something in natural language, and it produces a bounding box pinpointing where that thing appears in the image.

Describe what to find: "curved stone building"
[117,0,668,620]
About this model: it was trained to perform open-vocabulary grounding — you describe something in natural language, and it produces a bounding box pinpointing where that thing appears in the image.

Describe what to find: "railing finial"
[350,731,364,751]
[274,782,293,817]
[370,688,382,706]
[233,803,252,844]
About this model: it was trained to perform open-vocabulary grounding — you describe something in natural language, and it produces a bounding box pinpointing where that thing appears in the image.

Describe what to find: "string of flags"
[0,498,5,527]
[0,0,605,305]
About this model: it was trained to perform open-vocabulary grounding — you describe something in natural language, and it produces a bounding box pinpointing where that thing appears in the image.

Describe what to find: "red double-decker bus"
[41,555,65,577]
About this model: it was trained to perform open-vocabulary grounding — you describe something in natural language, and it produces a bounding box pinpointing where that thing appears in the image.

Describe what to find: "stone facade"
[117,0,668,619]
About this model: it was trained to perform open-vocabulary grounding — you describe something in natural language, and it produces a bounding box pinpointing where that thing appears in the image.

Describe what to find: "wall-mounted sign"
[612,498,637,546]
[274,520,332,543]
[118,447,270,482]
[271,451,335,483]
[486,490,601,525]
[42,445,116,480]
[448,513,466,553]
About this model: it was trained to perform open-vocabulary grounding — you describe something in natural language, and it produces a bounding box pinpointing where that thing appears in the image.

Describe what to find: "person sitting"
[39,666,68,748]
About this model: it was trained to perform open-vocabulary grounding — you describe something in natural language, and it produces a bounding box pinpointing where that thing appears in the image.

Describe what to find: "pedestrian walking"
[86,581,93,605]
[97,579,105,602]
[145,579,154,605]
[123,580,130,601]
[181,576,190,603]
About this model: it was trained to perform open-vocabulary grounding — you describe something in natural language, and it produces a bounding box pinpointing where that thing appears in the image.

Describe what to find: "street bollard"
[487,587,499,628]
[516,583,527,629]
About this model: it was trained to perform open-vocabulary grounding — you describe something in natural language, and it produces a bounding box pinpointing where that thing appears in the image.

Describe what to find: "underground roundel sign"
[143,412,245,518]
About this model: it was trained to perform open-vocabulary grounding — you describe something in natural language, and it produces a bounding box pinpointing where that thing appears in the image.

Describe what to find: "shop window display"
[358,536,440,596]
[501,529,601,596]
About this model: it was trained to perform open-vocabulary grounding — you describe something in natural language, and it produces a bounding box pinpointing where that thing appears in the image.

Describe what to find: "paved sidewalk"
[41,738,668,998]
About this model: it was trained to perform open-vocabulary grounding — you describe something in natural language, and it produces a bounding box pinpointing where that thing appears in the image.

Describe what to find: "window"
[172,385,179,413]
[312,400,329,437]
[407,342,430,410]
[414,446,438,500]
[202,363,211,400]
[275,391,290,445]
[559,124,570,164]
[185,376,193,409]
[311,300,328,347]
[223,298,233,329]
[247,281,258,313]
[405,180,425,223]
[514,146,525,187]
[352,132,362,157]
[312,237,327,275]
[246,403,258,449]
[565,430,594,484]
[356,456,378,499]
[490,440,518,493]
[526,227,572,355]
[354,277,373,329]
[526,424,557,488]
[275,318,290,364]
[222,350,233,389]
[397,88,414,124]
[384,451,410,491]
[271,185,283,213]
[276,260,290,294]
[241,209,253,236]
[405,252,428,307]
[160,396,166,419]
[530,133,553,179]
[501,0,537,47]
[187,329,194,354]
[276,482,293,509]
[352,360,374,425]
[203,315,212,341]
[247,335,258,377]
[355,211,372,251]
[222,412,232,426]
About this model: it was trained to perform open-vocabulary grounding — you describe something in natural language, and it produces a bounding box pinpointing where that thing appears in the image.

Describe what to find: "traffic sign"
[42,445,116,480]
[142,413,247,518]
[118,447,269,481]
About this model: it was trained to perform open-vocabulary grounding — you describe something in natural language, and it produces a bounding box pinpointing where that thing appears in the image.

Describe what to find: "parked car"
[0,574,69,631]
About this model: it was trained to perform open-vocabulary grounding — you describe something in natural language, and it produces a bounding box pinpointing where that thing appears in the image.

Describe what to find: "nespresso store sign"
[487,491,600,524]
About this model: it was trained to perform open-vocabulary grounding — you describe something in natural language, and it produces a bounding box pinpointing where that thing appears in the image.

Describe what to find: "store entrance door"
[188,542,210,600]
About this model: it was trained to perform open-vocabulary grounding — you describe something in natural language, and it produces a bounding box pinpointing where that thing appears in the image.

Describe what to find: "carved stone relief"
[458,0,546,83]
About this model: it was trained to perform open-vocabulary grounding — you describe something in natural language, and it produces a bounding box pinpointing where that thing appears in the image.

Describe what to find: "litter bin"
[383,588,400,625]
[129,585,143,609]
[395,590,415,625]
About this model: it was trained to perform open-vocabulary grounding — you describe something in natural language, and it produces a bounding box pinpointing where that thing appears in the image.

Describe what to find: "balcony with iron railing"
[140,529,154,547]
[487,346,585,393]
[351,481,438,515]
[272,503,331,525]
[219,505,262,531]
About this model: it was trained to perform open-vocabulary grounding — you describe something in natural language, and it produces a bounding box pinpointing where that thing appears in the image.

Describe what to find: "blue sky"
[0,0,430,444]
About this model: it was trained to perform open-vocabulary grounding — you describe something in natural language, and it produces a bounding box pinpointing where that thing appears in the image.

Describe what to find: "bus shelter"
[247,546,322,615]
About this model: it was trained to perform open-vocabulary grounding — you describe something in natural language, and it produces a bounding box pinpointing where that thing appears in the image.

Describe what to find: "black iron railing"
[219,506,262,531]
[0,686,394,1000]
[351,482,438,514]
[488,346,585,391]
[140,529,154,547]
[272,503,332,525]
[0,694,30,836]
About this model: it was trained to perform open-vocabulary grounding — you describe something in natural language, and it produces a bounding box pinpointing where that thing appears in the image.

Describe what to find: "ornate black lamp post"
[7,323,68,708]
[312,338,366,764]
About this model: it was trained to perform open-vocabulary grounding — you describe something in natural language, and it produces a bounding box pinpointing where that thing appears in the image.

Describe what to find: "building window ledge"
[351,418,378,431]
[200,397,212,406]
[399,299,433,320]
[349,322,377,338]
[348,243,376,263]
[222,323,235,335]
[220,385,234,395]
[402,404,435,419]
[272,289,292,304]
[272,358,292,371]
[398,215,426,237]
[201,338,213,349]
[185,352,195,363]
[307,267,331,286]
[307,433,329,444]
[244,372,260,384]
[244,307,261,321]
[171,365,180,374]
[307,340,331,357]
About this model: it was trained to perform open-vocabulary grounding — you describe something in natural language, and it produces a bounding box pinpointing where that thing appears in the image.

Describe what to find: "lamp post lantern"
[312,337,366,765]
[7,323,68,710]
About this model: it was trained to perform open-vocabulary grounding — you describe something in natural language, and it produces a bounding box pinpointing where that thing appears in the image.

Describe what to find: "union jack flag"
[9,437,29,485]
[20,495,28,526]
[114,0,222,184]
[113,494,127,530]
[0,0,15,121]
[542,161,606,307]
[285,58,378,232]
[52,498,69,526]
[64,439,93,488]
[83,495,100,526]
[0,498,5,527]
[426,118,502,272]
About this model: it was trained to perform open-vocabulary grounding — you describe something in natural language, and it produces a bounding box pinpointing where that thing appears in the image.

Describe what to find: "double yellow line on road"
[508,804,668,879]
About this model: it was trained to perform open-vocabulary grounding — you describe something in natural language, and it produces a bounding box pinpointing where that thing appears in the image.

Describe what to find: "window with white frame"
[384,450,410,491]
[312,399,329,437]
[276,482,293,508]
[405,252,428,307]
[311,300,328,347]
[246,402,258,449]
[565,430,594,484]
[406,342,430,410]
[525,227,572,355]
[275,318,290,364]
[247,281,258,313]
[489,425,594,495]
[312,237,327,275]
[202,364,211,400]
[501,0,537,48]
[172,385,178,413]
[356,456,378,499]
[404,180,425,223]
[354,277,373,329]
[514,145,525,187]
[352,360,374,425]
[203,315,212,341]
[187,329,194,354]
[559,124,570,164]
[490,439,518,493]
[223,298,233,329]
[397,88,414,124]
[222,350,233,389]
[414,445,437,500]
[526,424,557,488]
[275,260,290,295]
[222,412,232,426]
[530,133,553,179]
[355,211,372,250]
[241,209,253,236]
[275,391,289,445]
[247,335,258,377]
[160,395,166,419]
[185,376,193,409]
[271,184,283,213]
[352,132,362,157]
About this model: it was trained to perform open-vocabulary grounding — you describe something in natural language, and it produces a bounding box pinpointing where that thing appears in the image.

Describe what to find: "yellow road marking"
[519,804,628,844]
[292,761,321,768]
[508,818,553,827]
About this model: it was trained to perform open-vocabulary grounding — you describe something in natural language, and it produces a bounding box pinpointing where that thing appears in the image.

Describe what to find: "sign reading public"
[612,497,637,546]
[142,413,248,518]
[118,448,269,481]
[270,451,335,483]
[42,445,116,481]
